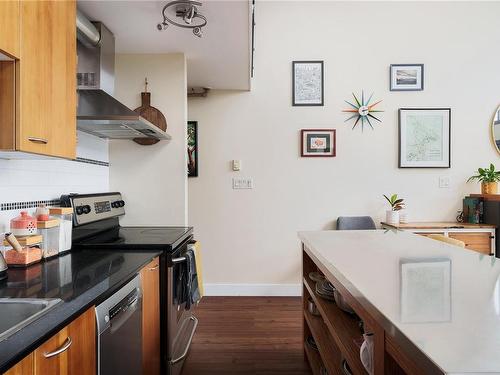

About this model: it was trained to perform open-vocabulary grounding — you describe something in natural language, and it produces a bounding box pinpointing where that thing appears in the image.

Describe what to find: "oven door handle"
[171,256,186,264]
[169,316,198,365]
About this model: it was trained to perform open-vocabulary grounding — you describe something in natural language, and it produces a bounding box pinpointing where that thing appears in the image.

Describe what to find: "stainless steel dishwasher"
[95,275,142,375]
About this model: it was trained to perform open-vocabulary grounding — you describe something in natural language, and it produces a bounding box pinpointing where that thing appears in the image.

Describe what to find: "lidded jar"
[10,211,37,236]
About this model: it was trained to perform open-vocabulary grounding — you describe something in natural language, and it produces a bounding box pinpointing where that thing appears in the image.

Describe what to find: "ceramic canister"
[10,211,38,236]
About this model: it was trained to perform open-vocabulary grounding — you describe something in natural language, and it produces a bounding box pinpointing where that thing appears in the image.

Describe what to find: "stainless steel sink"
[0,298,62,342]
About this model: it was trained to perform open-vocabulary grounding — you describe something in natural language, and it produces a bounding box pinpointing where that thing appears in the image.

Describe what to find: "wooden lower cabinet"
[381,222,496,255]
[449,232,492,254]
[140,257,161,375]
[3,355,32,375]
[3,307,95,375]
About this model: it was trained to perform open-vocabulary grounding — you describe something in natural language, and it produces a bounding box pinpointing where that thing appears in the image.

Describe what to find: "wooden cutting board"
[133,80,168,145]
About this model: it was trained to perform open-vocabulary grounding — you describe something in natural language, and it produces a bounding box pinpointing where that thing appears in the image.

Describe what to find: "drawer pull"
[28,137,48,144]
[148,264,159,271]
[43,337,72,358]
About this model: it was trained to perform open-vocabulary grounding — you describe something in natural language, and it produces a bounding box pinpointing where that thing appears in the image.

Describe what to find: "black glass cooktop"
[74,226,193,251]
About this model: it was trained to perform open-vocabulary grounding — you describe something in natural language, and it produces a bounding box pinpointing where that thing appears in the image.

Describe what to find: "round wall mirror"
[493,106,500,154]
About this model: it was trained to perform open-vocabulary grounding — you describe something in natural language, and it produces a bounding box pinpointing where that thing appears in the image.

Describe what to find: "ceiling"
[78,0,251,90]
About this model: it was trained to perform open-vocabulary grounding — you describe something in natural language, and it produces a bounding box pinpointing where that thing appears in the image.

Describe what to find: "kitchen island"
[299,229,500,375]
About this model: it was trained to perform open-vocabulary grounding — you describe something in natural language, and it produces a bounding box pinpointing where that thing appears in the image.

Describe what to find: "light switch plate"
[439,176,450,188]
[232,160,241,171]
[233,177,253,189]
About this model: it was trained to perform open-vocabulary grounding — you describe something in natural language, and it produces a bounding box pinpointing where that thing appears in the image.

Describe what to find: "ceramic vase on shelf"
[386,210,400,225]
[399,209,408,224]
[481,182,498,195]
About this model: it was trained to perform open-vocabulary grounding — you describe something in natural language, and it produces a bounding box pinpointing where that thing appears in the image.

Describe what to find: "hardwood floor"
[182,297,312,375]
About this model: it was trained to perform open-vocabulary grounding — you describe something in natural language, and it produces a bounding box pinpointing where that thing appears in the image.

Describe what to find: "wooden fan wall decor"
[133,78,168,145]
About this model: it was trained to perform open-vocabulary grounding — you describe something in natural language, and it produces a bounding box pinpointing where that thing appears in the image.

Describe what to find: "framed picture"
[301,129,336,157]
[292,61,324,106]
[187,121,198,177]
[390,64,424,91]
[399,108,451,168]
[400,258,451,323]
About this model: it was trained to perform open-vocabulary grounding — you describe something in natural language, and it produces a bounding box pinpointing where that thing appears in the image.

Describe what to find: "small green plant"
[383,194,405,211]
[467,164,500,183]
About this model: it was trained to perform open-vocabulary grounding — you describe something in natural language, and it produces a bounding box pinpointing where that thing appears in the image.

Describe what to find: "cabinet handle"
[43,337,72,358]
[28,137,48,144]
[148,264,159,271]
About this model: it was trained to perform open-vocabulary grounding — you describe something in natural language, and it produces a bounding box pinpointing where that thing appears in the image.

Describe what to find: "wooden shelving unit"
[303,339,323,375]
[303,276,366,375]
[303,308,343,375]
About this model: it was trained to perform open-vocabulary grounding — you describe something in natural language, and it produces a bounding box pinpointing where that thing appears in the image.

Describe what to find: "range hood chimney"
[76,11,170,141]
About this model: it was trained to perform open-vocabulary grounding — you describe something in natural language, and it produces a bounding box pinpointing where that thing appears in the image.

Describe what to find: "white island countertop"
[299,230,500,374]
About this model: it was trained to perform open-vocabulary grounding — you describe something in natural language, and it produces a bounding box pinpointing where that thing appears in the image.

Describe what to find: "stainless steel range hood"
[76,11,170,140]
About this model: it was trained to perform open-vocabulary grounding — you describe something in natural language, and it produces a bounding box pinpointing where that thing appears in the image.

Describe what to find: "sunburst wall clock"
[343,91,383,131]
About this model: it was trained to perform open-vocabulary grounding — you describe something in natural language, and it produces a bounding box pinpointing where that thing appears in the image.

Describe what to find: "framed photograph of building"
[399,108,451,168]
[390,64,424,91]
[301,129,336,157]
[292,61,324,106]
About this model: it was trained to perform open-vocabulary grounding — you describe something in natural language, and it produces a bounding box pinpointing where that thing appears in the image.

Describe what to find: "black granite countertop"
[0,249,162,372]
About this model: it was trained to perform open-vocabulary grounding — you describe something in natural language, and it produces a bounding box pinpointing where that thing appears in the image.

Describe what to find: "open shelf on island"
[304,276,367,375]
[304,307,343,375]
[304,336,323,375]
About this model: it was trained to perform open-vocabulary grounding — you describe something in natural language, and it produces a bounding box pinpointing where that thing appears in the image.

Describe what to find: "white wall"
[188,1,500,295]
[111,53,188,226]
[0,132,109,232]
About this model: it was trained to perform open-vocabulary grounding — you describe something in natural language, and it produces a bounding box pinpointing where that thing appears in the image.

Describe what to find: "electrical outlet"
[439,176,450,188]
[233,178,253,189]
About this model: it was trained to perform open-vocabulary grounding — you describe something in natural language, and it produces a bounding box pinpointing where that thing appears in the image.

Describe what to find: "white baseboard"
[203,283,302,297]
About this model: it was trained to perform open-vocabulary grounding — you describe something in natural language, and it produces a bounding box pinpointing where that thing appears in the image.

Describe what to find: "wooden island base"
[302,246,443,375]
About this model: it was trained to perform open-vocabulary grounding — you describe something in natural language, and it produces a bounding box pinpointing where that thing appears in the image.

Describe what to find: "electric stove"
[60,192,196,375]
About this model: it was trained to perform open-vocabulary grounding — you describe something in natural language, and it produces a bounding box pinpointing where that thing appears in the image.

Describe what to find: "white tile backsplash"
[0,132,109,232]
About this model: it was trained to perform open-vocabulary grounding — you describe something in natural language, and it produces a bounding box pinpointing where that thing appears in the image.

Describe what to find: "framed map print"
[398,108,451,168]
[292,61,324,106]
[301,129,336,157]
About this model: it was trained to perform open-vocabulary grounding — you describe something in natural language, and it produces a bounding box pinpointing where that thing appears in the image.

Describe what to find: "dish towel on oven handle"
[185,241,203,309]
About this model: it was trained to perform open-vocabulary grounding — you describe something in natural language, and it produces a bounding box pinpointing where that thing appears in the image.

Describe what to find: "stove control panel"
[61,192,125,226]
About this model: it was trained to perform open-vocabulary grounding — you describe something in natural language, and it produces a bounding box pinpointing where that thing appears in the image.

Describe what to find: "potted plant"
[383,194,405,224]
[467,164,500,195]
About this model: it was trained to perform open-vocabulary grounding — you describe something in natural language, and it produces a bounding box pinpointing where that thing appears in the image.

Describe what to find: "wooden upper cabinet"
[33,307,95,375]
[0,0,20,58]
[141,257,161,375]
[17,0,76,159]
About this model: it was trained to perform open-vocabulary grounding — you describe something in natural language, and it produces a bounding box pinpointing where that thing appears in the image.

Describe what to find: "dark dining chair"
[336,216,376,230]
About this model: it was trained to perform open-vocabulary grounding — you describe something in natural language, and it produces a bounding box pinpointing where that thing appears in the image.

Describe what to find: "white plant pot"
[386,210,400,225]
[399,209,408,224]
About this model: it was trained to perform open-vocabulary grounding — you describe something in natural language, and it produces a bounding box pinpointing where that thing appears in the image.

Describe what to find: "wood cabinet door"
[0,61,16,150]
[67,307,96,375]
[140,257,161,375]
[0,0,20,58]
[33,326,71,374]
[33,307,95,375]
[18,0,76,159]
[449,232,492,254]
[3,353,33,375]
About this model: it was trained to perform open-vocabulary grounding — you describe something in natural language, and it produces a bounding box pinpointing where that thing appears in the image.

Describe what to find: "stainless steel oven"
[95,275,142,375]
[166,242,198,375]
[63,192,198,375]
